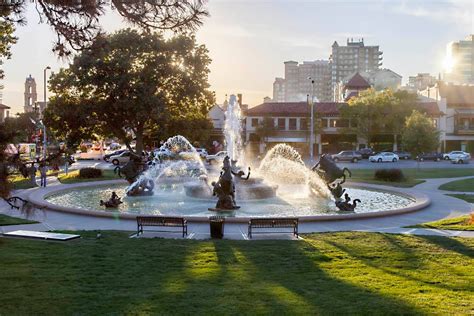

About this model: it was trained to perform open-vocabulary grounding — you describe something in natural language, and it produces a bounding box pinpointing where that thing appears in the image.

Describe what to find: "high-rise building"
[24,74,38,113]
[444,35,474,84]
[272,60,332,102]
[330,38,383,100]
[408,73,437,91]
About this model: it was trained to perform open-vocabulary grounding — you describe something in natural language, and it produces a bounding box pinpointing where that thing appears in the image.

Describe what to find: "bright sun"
[443,44,456,73]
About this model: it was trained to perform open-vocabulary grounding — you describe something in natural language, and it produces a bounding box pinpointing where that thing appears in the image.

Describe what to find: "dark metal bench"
[136,216,187,237]
[248,218,299,239]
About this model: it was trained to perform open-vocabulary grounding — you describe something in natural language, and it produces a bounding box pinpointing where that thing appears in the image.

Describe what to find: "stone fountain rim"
[25,179,430,223]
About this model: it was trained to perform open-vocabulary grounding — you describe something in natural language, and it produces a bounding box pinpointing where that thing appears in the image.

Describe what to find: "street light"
[42,66,51,161]
[308,77,315,161]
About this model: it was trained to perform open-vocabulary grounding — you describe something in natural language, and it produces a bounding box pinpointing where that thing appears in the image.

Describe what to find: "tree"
[341,89,418,149]
[0,1,208,58]
[402,110,440,164]
[0,19,17,78]
[255,117,276,143]
[43,29,214,155]
[341,89,388,146]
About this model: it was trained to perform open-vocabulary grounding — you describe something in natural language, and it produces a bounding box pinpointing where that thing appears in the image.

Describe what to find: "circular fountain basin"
[32,179,430,222]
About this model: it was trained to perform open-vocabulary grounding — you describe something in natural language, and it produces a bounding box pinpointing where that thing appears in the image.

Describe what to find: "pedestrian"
[63,155,69,175]
[40,162,48,187]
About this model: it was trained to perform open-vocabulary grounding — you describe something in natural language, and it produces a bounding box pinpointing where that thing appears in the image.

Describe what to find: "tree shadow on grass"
[414,235,474,259]
[324,233,472,292]
[226,239,421,315]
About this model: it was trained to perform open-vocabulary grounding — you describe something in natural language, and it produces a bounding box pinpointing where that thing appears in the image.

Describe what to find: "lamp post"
[42,66,51,161]
[308,77,315,161]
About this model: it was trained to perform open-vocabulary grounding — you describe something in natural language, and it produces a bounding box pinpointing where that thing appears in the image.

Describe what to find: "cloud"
[393,0,474,31]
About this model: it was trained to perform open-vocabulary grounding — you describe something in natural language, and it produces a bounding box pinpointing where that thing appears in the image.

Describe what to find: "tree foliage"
[402,110,440,158]
[255,117,276,142]
[341,89,418,145]
[0,1,208,58]
[43,29,214,154]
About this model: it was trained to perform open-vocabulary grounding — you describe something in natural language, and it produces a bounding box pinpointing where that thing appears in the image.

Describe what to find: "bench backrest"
[137,216,185,227]
[249,218,298,228]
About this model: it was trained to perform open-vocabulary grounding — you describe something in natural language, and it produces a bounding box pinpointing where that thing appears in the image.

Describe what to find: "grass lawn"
[348,168,474,188]
[408,215,474,231]
[447,194,474,203]
[439,178,474,192]
[0,231,472,315]
[0,214,38,226]
[8,174,37,190]
[58,169,119,184]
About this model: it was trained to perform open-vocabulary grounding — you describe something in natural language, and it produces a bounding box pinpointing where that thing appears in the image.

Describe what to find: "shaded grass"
[58,169,119,184]
[0,214,38,226]
[439,178,474,192]
[407,215,474,231]
[348,168,474,188]
[8,174,36,190]
[0,231,472,315]
[447,194,474,203]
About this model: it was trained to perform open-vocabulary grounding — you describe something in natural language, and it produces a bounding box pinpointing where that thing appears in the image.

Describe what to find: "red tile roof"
[0,104,10,109]
[344,72,371,89]
[418,102,443,115]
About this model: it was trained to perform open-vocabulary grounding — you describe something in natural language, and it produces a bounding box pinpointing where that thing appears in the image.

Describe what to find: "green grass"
[58,169,119,184]
[408,215,474,231]
[348,168,474,188]
[447,194,474,203]
[439,178,474,192]
[0,231,472,315]
[0,214,38,226]
[9,174,37,190]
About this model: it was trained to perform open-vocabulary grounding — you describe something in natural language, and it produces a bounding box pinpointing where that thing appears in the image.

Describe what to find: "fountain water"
[257,144,331,198]
[224,95,244,165]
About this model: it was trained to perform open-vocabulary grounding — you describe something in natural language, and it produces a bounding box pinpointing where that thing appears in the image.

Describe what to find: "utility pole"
[308,78,315,162]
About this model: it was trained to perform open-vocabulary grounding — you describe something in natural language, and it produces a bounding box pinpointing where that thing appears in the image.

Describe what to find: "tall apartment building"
[444,35,474,84]
[330,38,383,100]
[408,73,437,91]
[272,60,331,102]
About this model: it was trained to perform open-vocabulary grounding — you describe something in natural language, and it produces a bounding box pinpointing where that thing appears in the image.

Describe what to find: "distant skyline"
[1,0,473,114]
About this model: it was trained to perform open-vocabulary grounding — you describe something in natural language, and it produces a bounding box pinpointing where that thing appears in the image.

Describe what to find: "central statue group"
[312,154,360,212]
[209,156,250,211]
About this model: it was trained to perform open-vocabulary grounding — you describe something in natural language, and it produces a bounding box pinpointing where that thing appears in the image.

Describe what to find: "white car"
[443,151,470,160]
[110,151,130,165]
[79,147,104,160]
[451,153,471,164]
[369,152,399,163]
[206,151,228,164]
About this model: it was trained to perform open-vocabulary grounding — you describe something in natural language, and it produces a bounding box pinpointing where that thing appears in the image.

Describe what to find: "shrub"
[374,169,405,182]
[78,168,103,178]
[469,213,474,225]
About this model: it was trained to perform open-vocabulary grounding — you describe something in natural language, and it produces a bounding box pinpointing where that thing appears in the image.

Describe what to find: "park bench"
[248,218,299,239]
[136,216,187,237]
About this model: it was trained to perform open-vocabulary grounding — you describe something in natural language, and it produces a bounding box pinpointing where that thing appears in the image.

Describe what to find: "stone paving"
[1,175,473,240]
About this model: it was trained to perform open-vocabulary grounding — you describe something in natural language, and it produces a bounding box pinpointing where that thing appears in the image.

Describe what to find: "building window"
[289,118,297,130]
[433,119,437,128]
[251,118,259,127]
[300,118,307,130]
[277,118,286,130]
[329,119,337,128]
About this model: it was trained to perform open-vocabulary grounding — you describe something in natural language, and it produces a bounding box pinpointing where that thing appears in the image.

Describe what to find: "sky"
[1,0,473,114]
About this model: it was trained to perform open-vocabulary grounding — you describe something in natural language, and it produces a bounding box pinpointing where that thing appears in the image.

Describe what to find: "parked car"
[358,148,374,159]
[394,151,412,160]
[443,151,470,160]
[110,151,130,165]
[417,152,443,161]
[206,151,228,164]
[195,148,208,158]
[331,151,362,163]
[103,149,127,162]
[451,152,471,164]
[369,152,399,163]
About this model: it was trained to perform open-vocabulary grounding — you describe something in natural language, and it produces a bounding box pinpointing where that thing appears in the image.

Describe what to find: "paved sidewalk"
[1,176,473,239]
